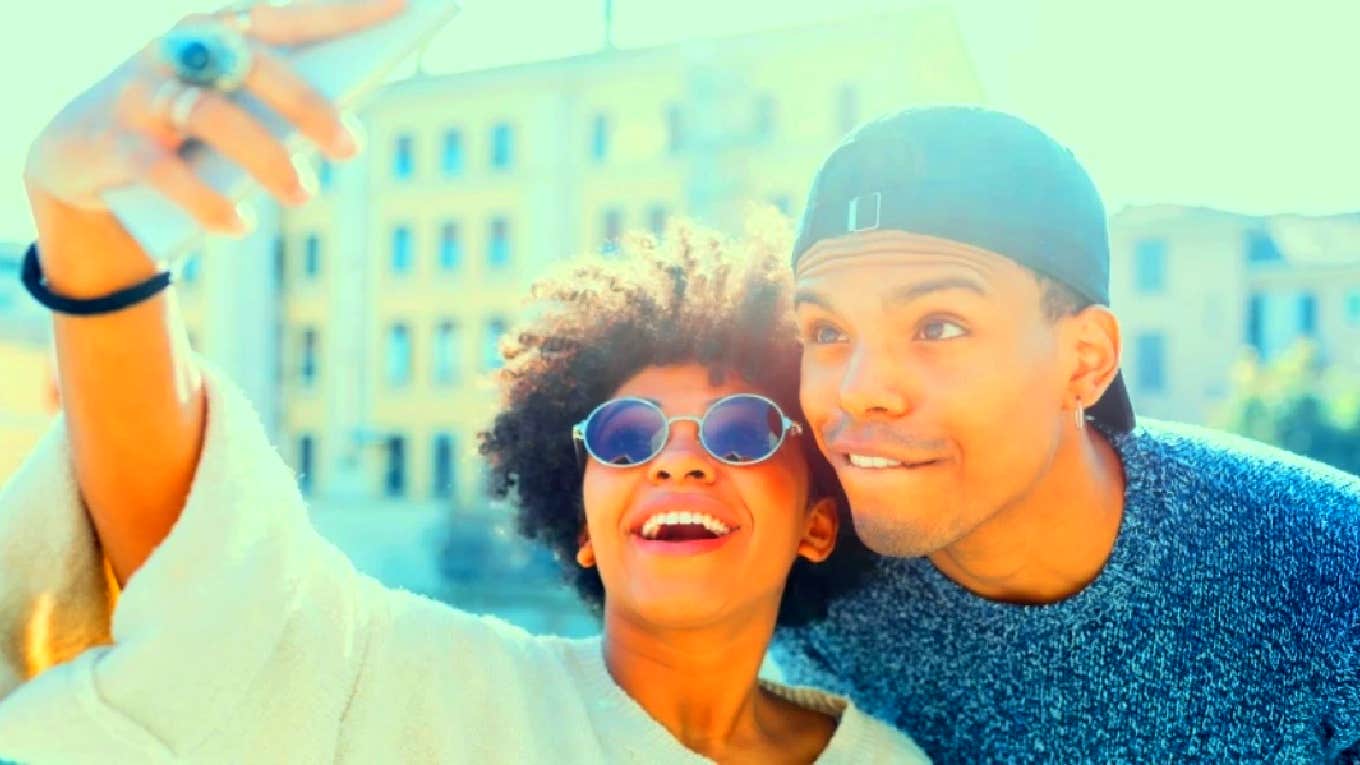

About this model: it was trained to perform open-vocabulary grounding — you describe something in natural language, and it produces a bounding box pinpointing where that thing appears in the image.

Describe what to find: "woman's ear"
[575,529,596,569]
[796,497,839,564]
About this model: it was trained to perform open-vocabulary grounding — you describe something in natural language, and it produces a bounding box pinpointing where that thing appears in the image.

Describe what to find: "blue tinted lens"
[584,399,667,466]
[702,396,784,464]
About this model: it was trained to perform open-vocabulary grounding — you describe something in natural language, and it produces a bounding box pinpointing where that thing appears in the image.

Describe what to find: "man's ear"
[1066,305,1122,407]
[575,528,596,569]
[797,497,840,563]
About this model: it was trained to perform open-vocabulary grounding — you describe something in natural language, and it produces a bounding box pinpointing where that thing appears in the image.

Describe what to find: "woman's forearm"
[30,187,205,587]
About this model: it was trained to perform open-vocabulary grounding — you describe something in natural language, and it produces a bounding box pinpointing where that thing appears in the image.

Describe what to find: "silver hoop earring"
[1075,402,1086,430]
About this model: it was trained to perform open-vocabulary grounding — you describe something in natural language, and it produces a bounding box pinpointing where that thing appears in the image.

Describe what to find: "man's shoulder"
[1117,418,1360,515]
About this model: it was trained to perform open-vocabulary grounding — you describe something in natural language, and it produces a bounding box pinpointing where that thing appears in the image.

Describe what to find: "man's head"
[791,106,1131,557]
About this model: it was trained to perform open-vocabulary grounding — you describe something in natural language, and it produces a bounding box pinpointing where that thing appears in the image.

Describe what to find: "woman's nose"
[647,420,715,484]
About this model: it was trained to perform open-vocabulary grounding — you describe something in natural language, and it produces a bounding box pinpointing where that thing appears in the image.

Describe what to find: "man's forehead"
[793,230,1017,286]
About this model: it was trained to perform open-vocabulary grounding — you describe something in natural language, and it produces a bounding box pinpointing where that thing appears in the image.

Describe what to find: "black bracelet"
[20,241,173,316]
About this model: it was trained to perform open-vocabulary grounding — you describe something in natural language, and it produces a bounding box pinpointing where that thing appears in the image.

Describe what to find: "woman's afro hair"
[479,212,875,627]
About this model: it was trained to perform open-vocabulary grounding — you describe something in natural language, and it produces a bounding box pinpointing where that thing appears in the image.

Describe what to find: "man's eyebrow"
[793,289,833,311]
[886,277,988,306]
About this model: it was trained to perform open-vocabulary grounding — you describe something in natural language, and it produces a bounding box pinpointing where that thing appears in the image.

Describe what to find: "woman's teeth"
[640,511,732,540]
[848,454,905,469]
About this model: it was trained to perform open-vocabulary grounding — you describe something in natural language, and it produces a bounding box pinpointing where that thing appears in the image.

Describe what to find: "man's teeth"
[640,511,732,540]
[848,454,905,469]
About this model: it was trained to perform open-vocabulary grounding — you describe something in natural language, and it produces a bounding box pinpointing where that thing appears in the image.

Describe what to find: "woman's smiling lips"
[624,492,744,556]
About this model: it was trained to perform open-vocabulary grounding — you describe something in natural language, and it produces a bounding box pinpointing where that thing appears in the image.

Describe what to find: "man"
[773,106,1360,762]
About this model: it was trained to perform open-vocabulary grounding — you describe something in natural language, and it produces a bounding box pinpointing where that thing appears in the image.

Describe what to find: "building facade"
[1110,205,1360,425]
[179,7,985,512]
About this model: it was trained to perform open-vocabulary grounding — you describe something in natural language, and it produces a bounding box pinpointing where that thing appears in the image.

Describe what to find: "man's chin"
[847,504,958,558]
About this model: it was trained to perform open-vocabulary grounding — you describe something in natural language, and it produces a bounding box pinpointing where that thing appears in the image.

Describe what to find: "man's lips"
[827,439,950,469]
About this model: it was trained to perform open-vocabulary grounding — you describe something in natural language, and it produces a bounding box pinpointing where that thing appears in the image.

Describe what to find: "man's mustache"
[821,418,950,453]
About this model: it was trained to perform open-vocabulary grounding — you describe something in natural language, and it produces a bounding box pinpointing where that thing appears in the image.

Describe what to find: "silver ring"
[168,86,206,132]
[158,21,254,92]
[149,80,185,122]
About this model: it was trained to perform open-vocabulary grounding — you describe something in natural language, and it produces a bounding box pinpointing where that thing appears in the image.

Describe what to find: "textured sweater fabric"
[0,361,925,764]
[773,420,1360,763]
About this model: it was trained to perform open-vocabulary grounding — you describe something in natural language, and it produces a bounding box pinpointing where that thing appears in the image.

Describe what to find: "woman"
[0,1,926,762]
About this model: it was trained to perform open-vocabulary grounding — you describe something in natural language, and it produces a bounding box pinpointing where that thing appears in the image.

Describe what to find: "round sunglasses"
[571,394,803,468]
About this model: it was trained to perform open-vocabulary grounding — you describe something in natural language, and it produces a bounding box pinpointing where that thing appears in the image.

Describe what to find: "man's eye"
[917,320,967,341]
[807,323,846,345]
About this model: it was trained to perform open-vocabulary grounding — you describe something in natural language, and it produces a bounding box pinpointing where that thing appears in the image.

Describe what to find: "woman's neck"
[600,606,831,761]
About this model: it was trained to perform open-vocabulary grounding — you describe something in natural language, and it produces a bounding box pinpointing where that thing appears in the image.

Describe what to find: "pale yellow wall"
[0,341,57,481]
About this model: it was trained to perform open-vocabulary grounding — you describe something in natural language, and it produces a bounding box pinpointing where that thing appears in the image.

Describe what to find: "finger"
[175,88,315,206]
[120,131,248,235]
[242,45,357,160]
[242,0,408,47]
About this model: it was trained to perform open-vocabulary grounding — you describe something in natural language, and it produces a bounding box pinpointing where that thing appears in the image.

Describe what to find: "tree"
[1212,341,1360,476]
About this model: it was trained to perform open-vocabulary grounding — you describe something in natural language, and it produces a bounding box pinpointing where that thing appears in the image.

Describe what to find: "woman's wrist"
[26,180,163,298]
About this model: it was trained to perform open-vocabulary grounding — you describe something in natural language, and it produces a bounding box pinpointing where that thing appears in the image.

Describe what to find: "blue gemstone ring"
[158,22,253,92]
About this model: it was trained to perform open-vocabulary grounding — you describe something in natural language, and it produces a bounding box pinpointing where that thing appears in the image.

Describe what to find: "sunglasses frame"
[571,393,803,468]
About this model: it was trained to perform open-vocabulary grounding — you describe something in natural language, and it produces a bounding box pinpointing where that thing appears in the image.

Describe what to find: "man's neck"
[928,427,1127,604]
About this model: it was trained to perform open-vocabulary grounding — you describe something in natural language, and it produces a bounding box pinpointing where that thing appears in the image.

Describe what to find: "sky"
[0,0,1356,244]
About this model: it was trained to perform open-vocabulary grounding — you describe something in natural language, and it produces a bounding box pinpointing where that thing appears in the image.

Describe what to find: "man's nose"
[839,344,913,419]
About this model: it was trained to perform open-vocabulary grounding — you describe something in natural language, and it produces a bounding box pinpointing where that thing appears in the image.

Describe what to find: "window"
[393,133,414,180]
[590,113,609,162]
[1346,289,1360,326]
[837,85,860,135]
[1245,230,1282,264]
[488,217,511,270]
[439,222,462,272]
[442,129,464,177]
[433,320,460,385]
[391,225,413,274]
[483,316,507,371]
[1133,238,1167,293]
[1299,292,1318,336]
[1247,292,1264,352]
[273,235,286,290]
[432,432,456,500]
[300,327,318,386]
[647,205,668,237]
[754,94,776,140]
[180,251,202,285]
[386,323,412,387]
[297,434,315,496]
[666,105,685,155]
[317,159,333,191]
[1135,333,1166,394]
[304,233,322,279]
[603,208,623,251]
[490,123,514,170]
[384,435,406,498]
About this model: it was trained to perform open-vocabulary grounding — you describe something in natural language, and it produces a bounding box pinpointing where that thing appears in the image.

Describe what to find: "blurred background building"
[0,242,57,480]
[1111,207,1360,424]
[1,3,1357,636]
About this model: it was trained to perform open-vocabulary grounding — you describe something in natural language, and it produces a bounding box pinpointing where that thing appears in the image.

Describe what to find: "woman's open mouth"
[631,511,737,556]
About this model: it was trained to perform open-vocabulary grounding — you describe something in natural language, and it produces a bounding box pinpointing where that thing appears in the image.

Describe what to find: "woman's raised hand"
[24,0,406,239]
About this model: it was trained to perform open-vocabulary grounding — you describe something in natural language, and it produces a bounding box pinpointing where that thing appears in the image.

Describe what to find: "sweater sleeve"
[0,359,374,762]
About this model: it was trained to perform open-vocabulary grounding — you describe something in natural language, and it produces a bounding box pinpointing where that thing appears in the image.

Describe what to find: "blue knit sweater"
[773,420,1360,763]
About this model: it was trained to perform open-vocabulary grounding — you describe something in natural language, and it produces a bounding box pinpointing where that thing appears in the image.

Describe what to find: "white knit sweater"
[0,362,926,763]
